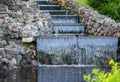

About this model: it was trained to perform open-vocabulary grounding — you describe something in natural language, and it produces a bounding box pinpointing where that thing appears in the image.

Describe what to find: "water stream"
[54,25,84,34]
[52,15,79,24]
[37,36,118,65]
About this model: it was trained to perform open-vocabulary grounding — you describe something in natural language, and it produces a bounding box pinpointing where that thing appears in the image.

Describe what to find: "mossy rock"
[21,43,31,50]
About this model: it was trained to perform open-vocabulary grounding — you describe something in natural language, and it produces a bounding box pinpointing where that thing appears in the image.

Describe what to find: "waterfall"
[54,25,84,34]
[52,15,79,24]
[37,36,118,65]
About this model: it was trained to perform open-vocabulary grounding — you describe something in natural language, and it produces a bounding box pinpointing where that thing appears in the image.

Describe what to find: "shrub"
[87,0,120,20]
[83,59,120,82]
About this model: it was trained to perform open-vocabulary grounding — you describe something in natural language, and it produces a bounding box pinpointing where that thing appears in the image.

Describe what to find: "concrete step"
[38,5,60,10]
[53,23,84,34]
[40,10,68,15]
[36,0,50,5]
[37,36,118,65]
[51,15,80,24]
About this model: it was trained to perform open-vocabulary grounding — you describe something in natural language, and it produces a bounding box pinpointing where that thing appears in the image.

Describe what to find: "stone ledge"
[49,0,120,37]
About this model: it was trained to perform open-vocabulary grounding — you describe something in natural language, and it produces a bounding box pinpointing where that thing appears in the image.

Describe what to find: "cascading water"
[51,15,79,24]
[40,10,68,15]
[77,37,118,65]
[35,0,118,82]
[39,5,60,10]
[37,36,118,65]
[54,24,84,34]
[37,36,77,64]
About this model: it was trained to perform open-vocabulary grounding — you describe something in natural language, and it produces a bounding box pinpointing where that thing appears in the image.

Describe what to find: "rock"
[26,50,33,55]
[22,37,34,43]
[0,55,2,59]
[0,40,7,46]
[11,27,20,32]
[32,60,39,66]
[0,38,2,41]
[36,21,43,29]
[97,27,102,32]
[17,55,22,65]
[93,23,100,28]
[0,4,7,11]
[3,18,9,24]
[5,49,16,58]
[12,58,16,65]
[34,12,40,18]
[104,21,111,27]
[0,61,1,65]
[21,24,32,37]
[0,64,9,79]
[91,28,96,33]
[11,33,20,38]
[5,42,25,55]
[6,54,12,60]
[117,33,120,37]
[17,16,24,23]
[8,60,14,70]
[0,18,3,25]
[1,58,8,63]
[7,22,14,29]
[0,33,3,38]
[41,12,52,20]
[5,41,15,48]
[0,48,6,58]
[91,17,97,22]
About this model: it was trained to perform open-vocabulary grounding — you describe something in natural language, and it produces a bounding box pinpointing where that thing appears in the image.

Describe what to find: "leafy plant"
[83,59,120,82]
[87,0,120,20]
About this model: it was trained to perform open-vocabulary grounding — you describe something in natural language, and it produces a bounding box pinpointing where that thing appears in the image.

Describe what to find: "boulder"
[22,37,34,43]
[1,58,8,63]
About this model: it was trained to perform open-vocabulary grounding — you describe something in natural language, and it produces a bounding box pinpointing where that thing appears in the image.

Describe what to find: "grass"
[73,0,88,6]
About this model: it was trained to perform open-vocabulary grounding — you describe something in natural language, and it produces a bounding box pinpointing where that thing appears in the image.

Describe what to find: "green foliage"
[87,0,120,20]
[4,34,11,45]
[21,43,31,50]
[73,0,88,6]
[83,59,120,82]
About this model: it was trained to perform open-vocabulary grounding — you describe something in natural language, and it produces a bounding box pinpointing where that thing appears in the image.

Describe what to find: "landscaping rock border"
[49,0,120,37]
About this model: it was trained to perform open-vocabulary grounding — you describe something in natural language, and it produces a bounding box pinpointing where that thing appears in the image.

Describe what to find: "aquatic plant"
[84,59,120,82]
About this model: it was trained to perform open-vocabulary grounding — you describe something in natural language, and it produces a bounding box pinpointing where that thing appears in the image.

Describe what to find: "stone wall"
[49,0,120,37]
[0,0,51,76]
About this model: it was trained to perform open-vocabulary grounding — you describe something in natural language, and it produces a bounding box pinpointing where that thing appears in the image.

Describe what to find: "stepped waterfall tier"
[36,0,118,82]
[37,0,118,65]
[37,36,118,65]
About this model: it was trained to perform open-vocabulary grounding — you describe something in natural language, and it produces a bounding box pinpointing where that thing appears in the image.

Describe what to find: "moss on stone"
[21,43,31,50]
